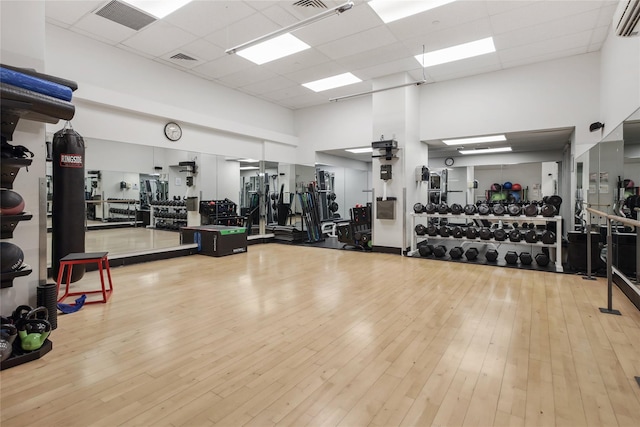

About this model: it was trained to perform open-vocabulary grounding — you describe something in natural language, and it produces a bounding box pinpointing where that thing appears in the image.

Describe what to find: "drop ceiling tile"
[260,3,302,27]
[261,48,333,75]
[122,21,198,57]
[277,93,327,109]
[175,38,226,63]
[354,57,424,81]
[494,8,600,51]
[240,76,299,96]
[500,46,588,70]
[72,12,137,44]
[334,41,413,71]
[204,12,281,50]
[588,25,610,49]
[384,0,489,41]
[498,30,592,64]
[596,2,619,27]
[491,0,602,35]
[285,62,352,84]
[401,17,494,53]
[424,53,502,80]
[192,55,253,80]
[44,0,102,27]
[164,1,256,37]
[263,84,314,101]
[117,43,156,60]
[216,66,279,88]
[292,4,383,46]
[315,26,397,60]
[245,1,282,12]
[484,1,538,16]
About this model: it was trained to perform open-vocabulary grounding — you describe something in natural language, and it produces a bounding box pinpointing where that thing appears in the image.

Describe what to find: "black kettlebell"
[541,230,556,244]
[509,229,522,242]
[479,227,493,240]
[492,204,506,216]
[477,203,490,215]
[507,204,521,216]
[524,203,538,217]
[437,203,449,214]
[439,225,451,237]
[450,203,463,215]
[424,202,437,214]
[452,226,463,238]
[415,224,427,235]
[464,204,477,215]
[466,226,478,239]
[541,204,557,217]
[426,224,438,236]
[493,228,507,241]
[525,229,538,243]
[413,202,424,214]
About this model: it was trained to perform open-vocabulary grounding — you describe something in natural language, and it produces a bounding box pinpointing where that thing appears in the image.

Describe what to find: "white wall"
[474,163,542,202]
[420,53,601,159]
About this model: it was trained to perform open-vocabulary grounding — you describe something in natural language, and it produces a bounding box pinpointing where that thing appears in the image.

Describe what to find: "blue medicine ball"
[503,181,513,190]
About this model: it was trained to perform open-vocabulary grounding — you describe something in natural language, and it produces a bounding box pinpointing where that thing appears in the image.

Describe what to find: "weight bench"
[56,252,113,304]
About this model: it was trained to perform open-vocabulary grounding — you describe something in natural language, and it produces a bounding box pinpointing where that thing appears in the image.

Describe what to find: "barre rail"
[584,207,640,315]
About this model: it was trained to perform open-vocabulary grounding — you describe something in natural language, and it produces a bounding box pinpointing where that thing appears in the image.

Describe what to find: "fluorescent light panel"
[236,33,310,65]
[238,158,259,163]
[459,147,512,155]
[345,147,373,153]
[442,134,506,146]
[239,166,260,171]
[123,0,192,18]
[415,37,496,67]
[303,72,361,92]
[368,0,456,23]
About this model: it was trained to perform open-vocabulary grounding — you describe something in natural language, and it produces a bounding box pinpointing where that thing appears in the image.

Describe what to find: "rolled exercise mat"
[37,283,58,330]
[0,67,73,101]
[0,63,78,91]
[51,126,85,283]
[0,83,75,121]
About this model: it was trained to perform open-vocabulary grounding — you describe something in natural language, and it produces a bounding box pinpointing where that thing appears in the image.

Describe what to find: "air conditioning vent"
[170,53,197,61]
[293,0,328,8]
[94,0,156,31]
[615,0,640,37]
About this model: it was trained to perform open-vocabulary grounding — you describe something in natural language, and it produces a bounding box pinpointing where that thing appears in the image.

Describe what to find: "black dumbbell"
[449,246,464,259]
[465,247,479,261]
[535,252,550,266]
[433,245,447,258]
[418,244,433,257]
[505,251,519,265]
[486,249,499,262]
[519,252,533,265]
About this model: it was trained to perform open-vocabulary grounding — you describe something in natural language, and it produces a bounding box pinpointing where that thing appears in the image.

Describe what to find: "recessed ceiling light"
[239,166,260,171]
[123,0,192,18]
[415,37,496,67]
[236,33,310,65]
[238,158,259,163]
[459,147,512,155]
[302,72,362,92]
[345,147,373,153]
[368,0,456,24]
[442,135,506,146]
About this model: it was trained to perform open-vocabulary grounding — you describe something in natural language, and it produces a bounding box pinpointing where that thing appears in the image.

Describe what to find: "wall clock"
[164,122,182,141]
[444,157,454,167]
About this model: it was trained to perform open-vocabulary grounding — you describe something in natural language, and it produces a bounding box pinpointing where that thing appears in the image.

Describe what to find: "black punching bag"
[52,126,85,282]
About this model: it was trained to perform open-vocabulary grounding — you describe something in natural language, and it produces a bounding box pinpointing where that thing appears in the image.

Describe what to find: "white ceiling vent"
[615,0,640,37]
[94,0,157,31]
[293,0,328,8]
[170,53,198,61]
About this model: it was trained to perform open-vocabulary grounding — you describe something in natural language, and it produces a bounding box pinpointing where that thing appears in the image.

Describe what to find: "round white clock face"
[445,157,454,166]
[164,122,182,141]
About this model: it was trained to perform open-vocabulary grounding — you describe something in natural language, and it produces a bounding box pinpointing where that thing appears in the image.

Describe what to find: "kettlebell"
[17,318,51,351]
[0,324,17,361]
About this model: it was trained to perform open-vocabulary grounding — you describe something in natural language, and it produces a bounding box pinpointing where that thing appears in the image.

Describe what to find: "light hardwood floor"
[2,244,640,426]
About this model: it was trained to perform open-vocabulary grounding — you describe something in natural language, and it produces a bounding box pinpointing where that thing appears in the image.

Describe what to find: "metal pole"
[600,216,621,315]
[583,208,595,280]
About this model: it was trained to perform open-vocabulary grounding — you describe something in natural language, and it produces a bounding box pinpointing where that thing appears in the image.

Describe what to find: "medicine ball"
[512,183,522,191]
[624,179,634,189]
[490,183,502,192]
[507,204,521,216]
[466,226,478,239]
[0,189,25,215]
[524,203,538,217]
[491,192,507,202]
[540,204,557,218]
[0,242,24,272]
[464,204,477,215]
[413,202,424,214]
[524,229,538,243]
[437,203,449,214]
[509,229,522,242]
[508,192,521,203]
[479,227,493,240]
[450,203,463,215]
[424,202,437,214]
[477,203,490,215]
[503,181,513,190]
[541,230,556,245]
[493,228,507,241]
[492,203,506,216]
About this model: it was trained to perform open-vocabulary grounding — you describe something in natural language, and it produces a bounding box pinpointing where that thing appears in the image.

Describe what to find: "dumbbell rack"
[409,212,563,272]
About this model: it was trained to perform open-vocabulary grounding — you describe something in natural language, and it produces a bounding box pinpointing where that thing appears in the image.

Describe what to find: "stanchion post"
[600,217,621,315]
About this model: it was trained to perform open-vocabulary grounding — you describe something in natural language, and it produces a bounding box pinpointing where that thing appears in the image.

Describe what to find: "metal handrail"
[584,207,639,316]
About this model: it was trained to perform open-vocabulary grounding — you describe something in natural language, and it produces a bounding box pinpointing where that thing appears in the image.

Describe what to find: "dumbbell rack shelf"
[409,212,563,272]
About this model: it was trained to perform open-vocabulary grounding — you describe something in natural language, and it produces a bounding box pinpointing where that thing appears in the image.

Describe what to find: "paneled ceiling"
[45,0,619,111]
